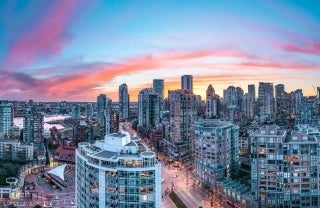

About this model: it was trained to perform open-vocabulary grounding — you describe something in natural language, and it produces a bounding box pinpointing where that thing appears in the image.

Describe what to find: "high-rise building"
[76,131,161,208]
[97,94,112,137]
[181,75,193,92]
[72,103,80,118]
[86,103,93,118]
[163,89,197,161]
[73,121,94,144]
[248,84,255,101]
[23,105,44,149]
[316,87,320,115]
[97,94,107,122]
[243,93,255,120]
[138,88,160,129]
[224,86,244,121]
[257,82,275,122]
[294,89,303,115]
[250,125,320,208]
[110,111,119,134]
[152,79,164,98]
[119,84,130,120]
[153,79,164,119]
[205,84,218,118]
[0,101,13,137]
[194,119,239,187]
[274,84,293,126]
[275,84,285,113]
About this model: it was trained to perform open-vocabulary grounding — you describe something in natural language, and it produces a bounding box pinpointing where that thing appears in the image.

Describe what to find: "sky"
[0,0,320,102]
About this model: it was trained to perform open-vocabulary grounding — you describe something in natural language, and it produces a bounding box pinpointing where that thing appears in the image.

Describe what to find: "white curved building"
[76,131,161,208]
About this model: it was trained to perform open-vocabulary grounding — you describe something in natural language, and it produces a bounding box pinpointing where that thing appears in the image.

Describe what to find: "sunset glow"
[0,0,319,101]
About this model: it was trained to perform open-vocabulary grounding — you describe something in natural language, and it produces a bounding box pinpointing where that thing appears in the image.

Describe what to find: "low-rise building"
[0,140,33,161]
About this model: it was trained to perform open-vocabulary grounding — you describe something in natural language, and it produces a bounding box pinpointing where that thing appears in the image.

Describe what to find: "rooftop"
[195,119,236,128]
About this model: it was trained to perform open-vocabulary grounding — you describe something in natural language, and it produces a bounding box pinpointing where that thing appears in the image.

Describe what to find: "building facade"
[163,89,197,162]
[257,82,275,122]
[152,79,164,98]
[250,125,320,208]
[248,84,256,101]
[0,140,33,161]
[181,75,193,92]
[76,131,161,208]
[86,103,93,118]
[119,84,130,120]
[0,102,14,137]
[194,119,239,188]
[97,94,113,137]
[138,88,160,129]
[23,105,44,149]
[205,84,218,118]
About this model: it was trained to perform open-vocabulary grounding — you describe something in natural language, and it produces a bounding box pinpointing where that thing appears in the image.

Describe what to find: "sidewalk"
[162,193,177,208]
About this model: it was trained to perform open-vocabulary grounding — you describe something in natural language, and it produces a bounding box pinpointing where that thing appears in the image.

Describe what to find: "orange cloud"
[2,48,319,101]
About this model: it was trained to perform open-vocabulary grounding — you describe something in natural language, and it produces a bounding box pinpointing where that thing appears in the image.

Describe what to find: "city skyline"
[1,0,319,102]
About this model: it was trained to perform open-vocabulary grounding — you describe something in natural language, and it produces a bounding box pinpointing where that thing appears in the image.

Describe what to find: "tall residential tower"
[119,84,130,120]
[76,131,161,208]
[181,75,193,92]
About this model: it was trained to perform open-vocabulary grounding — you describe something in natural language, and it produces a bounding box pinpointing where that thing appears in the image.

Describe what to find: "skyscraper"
[0,101,13,137]
[119,84,129,120]
[294,89,303,115]
[316,87,320,115]
[224,86,244,121]
[152,79,164,97]
[138,88,160,129]
[243,93,255,120]
[153,79,164,119]
[76,131,161,208]
[97,94,107,122]
[248,84,255,100]
[86,103,93,118]
[97,94,112,137]
[205,84,217,118]
[163,89,197,162]
[181,75,193,91]
[257,82,275,122]
[23,105,44,149]
[72,103,80,118]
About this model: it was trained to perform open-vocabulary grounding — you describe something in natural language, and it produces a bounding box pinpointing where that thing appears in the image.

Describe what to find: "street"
[159,153,222,208]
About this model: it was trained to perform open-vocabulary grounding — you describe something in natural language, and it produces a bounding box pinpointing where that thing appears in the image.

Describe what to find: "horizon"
[1,1,319,102]
[0,80,317,103]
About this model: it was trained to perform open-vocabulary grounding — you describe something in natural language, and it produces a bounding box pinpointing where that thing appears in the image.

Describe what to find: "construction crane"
[312,85,317,96]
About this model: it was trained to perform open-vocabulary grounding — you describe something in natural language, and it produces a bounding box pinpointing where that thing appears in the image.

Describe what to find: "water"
[14,115,70,133]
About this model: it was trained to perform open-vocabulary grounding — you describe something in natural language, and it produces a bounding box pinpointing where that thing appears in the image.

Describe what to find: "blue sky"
[0,0,319,101]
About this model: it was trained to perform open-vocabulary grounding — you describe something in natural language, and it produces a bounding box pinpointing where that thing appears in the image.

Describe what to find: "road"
[159,153,222,208]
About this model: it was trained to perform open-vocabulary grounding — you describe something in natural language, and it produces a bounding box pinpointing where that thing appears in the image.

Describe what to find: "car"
[161,179,165,183]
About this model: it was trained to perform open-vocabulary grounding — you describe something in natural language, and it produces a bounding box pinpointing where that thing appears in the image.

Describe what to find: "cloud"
[1,47,319,101]
[278,42,320,55]
[3,0,84,68]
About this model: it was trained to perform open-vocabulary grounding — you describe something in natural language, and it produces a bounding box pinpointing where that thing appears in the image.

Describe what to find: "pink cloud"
[279,42,320,55]
[4,0,83,68]
[1,48,319,101]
